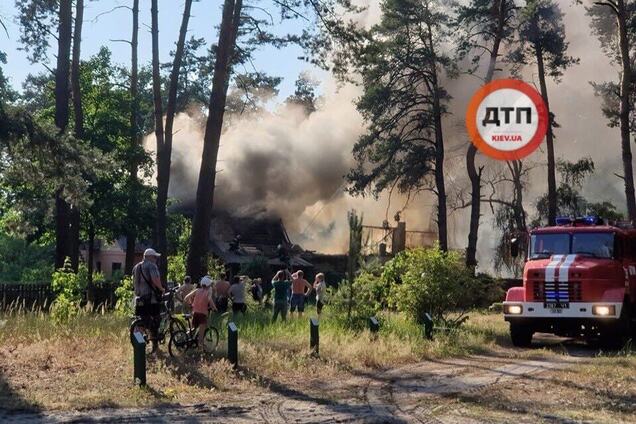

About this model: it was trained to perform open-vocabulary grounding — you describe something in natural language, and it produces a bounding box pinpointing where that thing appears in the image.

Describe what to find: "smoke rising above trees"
[0,0,634,278]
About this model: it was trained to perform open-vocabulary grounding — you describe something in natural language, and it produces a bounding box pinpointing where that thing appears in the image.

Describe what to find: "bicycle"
[129,288,188,354]
[168,310,220,358]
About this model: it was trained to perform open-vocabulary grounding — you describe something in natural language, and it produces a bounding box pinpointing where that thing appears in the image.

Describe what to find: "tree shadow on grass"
[154,350,221,391]
[0,367,41,418]
[424,355,636,415]
[238,366,408,423]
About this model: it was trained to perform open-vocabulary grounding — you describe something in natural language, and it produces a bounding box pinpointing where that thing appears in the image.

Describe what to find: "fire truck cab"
[503,216,636,347]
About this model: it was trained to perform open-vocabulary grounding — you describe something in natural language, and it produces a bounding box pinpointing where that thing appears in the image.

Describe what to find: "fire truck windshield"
[530,232,614,259]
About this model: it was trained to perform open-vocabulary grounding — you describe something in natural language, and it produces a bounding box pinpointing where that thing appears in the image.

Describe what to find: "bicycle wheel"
[169,315,188,334]
[130,318,155,355]
[203,327,220,353]
[168,329,190,358]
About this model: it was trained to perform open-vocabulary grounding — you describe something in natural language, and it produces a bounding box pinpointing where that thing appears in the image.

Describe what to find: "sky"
[0,0,314,98]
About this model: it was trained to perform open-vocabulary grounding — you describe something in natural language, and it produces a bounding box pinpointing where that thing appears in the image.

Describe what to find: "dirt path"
[0,352,580,424]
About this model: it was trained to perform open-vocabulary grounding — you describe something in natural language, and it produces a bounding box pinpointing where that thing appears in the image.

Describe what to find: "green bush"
[115,275,134,316]
[168,254,226,285]
[207,256,226,280]
[330,265,390,329]
[386,246,475,326]
[50,259,88,323]
[470,273,506,308]
[0,233,53,283]
[167,253,187,284]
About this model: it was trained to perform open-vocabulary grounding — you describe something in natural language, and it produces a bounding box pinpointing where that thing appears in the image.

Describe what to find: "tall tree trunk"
[510,160,526,230]
[164,0,194,165]
[187,0,242,281]
[425,21,448,252]
[125,0,140,275]
[150,0,168,281]
[87,221,95,309]
[151,0,194,282]
[54,0,73,269]
[535,46,557,226]
[465,0,506,269]
[617,1,636,222]
[433,100,447,252]
[68,0,84,272]
[466,145,481,268]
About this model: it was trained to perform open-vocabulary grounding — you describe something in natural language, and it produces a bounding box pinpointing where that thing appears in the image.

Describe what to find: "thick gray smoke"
[150,80,442,254]
[440,2,624,271]
[147,2,624,272]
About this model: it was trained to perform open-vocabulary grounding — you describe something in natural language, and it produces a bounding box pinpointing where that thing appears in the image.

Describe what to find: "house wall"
[80,248,143,278]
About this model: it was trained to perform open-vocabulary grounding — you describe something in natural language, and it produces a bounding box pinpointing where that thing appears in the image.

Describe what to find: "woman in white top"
[229,275,247,315]
[313,273,327,315]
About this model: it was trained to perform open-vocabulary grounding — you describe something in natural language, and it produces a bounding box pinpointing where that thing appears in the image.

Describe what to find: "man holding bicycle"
[132,248,165,352]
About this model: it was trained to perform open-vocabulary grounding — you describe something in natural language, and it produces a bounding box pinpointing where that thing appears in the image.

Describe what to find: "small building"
[80,238,147,278]
[80,213,313,280]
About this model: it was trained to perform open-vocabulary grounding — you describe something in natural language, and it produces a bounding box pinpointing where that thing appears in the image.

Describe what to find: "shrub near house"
[385,247,477,326]
[332,246,497,329]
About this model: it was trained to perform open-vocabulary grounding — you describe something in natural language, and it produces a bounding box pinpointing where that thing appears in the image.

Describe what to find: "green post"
[132,331,146,386]
[423,313,434,340]
[310,317,319,356]
[228,322,238,368]
[369,317,380,333]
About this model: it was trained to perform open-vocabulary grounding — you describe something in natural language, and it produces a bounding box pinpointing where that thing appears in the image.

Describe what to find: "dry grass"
[1,308,634,422]
[0,312,248,411]
[448,353,636,423]
[0,308,510,411]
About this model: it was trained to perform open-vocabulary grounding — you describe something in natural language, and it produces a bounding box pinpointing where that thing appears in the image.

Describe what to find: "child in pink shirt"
[185,276,217,350]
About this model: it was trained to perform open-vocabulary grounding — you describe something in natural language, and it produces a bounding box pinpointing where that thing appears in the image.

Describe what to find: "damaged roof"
[208,212,312,267]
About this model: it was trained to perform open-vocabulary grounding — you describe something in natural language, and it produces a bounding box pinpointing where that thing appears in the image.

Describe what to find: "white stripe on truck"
[558,254,577,282]
[545,255,565,283]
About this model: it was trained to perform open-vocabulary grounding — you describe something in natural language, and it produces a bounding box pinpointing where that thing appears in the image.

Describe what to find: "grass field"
[0,306,634,422]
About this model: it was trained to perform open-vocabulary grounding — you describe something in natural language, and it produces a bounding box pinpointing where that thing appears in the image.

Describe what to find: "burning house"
[208,212,313,277]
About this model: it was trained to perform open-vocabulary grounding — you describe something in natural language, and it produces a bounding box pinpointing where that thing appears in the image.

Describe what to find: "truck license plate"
[545,301,569,309]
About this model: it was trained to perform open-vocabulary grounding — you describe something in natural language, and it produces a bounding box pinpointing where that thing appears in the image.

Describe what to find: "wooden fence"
[0,282,119,311]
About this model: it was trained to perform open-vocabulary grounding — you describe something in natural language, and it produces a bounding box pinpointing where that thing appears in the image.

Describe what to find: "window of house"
[96,262,102,272]
[112,262,122,273]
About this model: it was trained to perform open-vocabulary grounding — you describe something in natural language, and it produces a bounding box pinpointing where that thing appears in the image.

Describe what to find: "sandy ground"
[0,345,584,424]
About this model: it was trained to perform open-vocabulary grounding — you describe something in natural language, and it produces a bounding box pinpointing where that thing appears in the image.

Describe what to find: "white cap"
[143,248,161,257]
[200,276,213,287]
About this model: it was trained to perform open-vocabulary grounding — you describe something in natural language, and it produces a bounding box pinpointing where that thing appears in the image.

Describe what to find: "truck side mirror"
[510,238,519,258]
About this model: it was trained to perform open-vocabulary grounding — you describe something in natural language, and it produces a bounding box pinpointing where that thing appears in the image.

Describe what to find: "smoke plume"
[147,2,625,272]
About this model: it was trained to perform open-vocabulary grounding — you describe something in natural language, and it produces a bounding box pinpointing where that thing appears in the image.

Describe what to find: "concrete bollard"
[310,317,319,357]
[369,317,380,334]
[228,322,239,368]
[132,331,146,386]
[423,313,434,340]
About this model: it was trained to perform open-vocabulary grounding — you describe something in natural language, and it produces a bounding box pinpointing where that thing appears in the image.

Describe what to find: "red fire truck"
[504,216,636,347]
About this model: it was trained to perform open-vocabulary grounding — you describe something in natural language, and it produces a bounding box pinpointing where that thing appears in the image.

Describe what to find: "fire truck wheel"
[510,323,533,347]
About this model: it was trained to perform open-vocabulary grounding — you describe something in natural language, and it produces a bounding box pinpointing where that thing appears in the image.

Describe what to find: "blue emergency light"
[583,215,599,225]
[555,216,572,225]
[556,215,602,226]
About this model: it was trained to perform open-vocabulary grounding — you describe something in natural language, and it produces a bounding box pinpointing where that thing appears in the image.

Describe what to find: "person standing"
[175,275,195,313]
[250,278,263,305]
[272,269,292,322]
[184,276,217,351]
[290,270,312,317]
[229,275,247,315]
[313,273,327,316]
[132,248,165,352]
[214,272,231,314]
